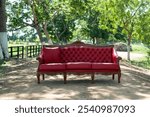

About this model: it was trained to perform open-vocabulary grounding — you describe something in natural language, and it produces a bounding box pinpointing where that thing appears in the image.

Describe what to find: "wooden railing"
[9,46,24,58]
[8,45,42,59]
[26,45,42,58]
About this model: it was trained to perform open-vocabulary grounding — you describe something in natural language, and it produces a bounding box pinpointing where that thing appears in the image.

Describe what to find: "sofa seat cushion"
[66,62,91,69]
[39,63,66,71]
[92,63,119,70]
[43,47,61,63]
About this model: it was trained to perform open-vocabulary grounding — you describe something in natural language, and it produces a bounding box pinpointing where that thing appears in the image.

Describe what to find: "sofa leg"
[118,72,121,83]
[37,73,40,84]
[91,73,95,83]
[42,74,45,80]
[63,73,67,84]
[112,74,115,80]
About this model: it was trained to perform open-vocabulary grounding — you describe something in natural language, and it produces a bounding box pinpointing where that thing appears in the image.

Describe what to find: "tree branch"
[58,23,67,39]
[23,21,34,27]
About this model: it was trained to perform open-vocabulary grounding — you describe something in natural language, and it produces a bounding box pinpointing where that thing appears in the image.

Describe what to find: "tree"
[7,0,75,44]
[0,0,9,59]
[48,13,75,44]
[137,5,150,47]
[85,10,109,44]
[97,0,150,60]
[7,0,52,43]
[67,0,110,44]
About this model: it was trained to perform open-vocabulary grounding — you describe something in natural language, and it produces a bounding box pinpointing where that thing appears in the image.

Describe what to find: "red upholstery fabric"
[43,47,61,63]
[39,63,66,71]
[37,44,121,84]
[112,48,118,63]
[66,69,119,73]
[37,51,44,64]
[92,63,119,70]
[60,46,112,63]
[66,62,91,69]
[38,46,119,72]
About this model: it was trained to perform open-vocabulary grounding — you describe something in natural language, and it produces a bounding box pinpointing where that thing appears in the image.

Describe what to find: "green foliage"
[98,0,150,37]
[96,0,150,60]
[132,44,149,54]
[7,0,76,43]
[47,12,75,43]
[6,0,150,47]
[130,43,150,69]
[85,10,109,41]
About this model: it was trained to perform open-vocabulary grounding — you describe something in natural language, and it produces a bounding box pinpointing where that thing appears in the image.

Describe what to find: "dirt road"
[0,59,150,100]
[117,51,146,60]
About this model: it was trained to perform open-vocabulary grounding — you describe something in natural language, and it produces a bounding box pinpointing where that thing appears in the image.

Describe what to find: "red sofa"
[36,41,121,84]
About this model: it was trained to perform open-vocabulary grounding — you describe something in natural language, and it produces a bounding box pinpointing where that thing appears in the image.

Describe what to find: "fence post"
[10,47,13,57]
[22,46,24,58]
[8,45,42,59]
[30,46,32,57]
[17,46,19,58]
[25,45,28,58]
[33,45,34,57]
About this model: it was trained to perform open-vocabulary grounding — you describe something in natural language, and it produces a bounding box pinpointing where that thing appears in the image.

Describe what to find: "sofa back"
[60,46,113,63]
[42,47,61,63]
[41,41,116,63]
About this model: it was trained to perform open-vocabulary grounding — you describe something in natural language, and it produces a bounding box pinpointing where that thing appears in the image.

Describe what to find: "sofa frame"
[36,41,122,84]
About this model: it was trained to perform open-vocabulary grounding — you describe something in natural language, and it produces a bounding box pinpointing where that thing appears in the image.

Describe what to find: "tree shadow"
[0,60,150,100]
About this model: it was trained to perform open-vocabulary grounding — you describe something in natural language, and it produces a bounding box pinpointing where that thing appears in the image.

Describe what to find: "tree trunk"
[0,0,9,59]
[92,38,95,44]
[31,0,43,43]
[127,35,131,61]
[43,23,53,44]
[44,29,53,45]
[35,24,43,43]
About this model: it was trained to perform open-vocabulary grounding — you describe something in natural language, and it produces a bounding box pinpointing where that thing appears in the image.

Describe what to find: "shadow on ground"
[0,59,150,100]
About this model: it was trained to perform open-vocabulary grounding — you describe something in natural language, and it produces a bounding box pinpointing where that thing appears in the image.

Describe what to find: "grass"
[131,43,149,54]
[130,43,150,69]
[8,41,40,47]
[130,57,150,70]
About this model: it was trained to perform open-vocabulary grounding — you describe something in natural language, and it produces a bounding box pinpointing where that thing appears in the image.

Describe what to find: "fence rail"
[8,45,42,59]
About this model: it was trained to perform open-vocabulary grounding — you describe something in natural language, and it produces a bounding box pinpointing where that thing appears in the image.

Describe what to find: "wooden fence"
[8,45,42,59]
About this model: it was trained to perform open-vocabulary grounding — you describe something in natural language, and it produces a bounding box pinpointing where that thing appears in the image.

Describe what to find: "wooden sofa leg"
[42,74,45,80]
[112,74,115,80]
[63,73,67,84]
[91,73,95,83]
[118,72,121,83]
[37,73,40,84]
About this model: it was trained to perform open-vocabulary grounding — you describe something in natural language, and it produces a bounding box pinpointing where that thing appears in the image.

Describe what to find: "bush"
[114,42,132,51]
[132,44,149,54]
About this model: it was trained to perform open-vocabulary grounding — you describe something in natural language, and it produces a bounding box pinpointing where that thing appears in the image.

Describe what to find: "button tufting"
[60,47,112,63]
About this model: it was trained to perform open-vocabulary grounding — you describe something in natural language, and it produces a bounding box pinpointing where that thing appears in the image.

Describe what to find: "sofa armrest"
[118,56,122,61]
[112,48,122,63]
[117,56,122,63]
[36,53,44,64]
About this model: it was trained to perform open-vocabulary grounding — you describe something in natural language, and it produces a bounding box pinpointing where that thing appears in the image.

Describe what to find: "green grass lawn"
[130,43,150,69]
[131,44,149,54]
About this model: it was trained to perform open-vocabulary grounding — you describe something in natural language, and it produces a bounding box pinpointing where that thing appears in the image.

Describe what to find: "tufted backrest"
[60,46,113,63]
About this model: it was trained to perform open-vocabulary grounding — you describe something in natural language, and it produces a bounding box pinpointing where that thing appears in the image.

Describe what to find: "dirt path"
[0,59,150,100]
[117,51,146,60]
